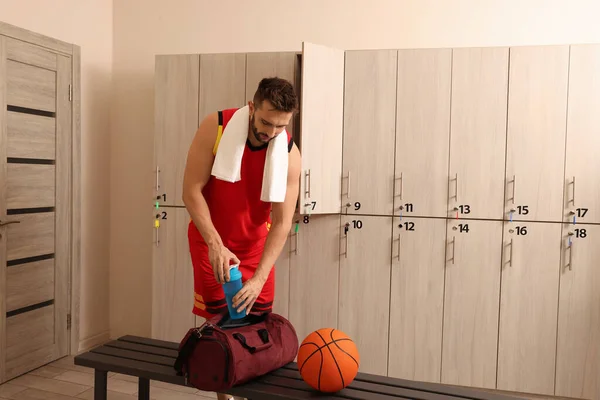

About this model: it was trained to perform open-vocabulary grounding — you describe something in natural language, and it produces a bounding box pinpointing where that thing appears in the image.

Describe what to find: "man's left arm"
[233,143,302,314]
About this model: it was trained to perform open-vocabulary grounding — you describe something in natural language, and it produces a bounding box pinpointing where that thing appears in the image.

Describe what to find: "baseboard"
[78,330,111,353]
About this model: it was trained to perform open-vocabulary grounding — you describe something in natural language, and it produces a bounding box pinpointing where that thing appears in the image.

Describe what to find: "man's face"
[249,100,293,144]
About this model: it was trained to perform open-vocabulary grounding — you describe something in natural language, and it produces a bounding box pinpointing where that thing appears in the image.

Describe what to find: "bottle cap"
[228,264,242,281]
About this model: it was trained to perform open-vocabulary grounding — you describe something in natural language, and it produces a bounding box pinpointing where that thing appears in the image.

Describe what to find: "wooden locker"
[395,49,452,219]
[154,54,200,208]
[555,223,600,399]
[298,42,345,215]
[342,50,397,216]
[338,215,392,376]
[245,52,298,139]
[563,44,600,225]
[388,216,446,383]
[505,45,569,223]
[448,47,509,221]
[198,53,246,122]
[441,219,503,389]
[288,214,340,343]
[496,221,562,395]
[152,207,196,342]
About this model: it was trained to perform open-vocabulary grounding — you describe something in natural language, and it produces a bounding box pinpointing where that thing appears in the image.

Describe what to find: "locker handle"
[304,169,311,198]
[571,176,576,206]
[447,236,455,265]
[510,175,516,205]
[396,233,401,260]
[398,172,403,201]
[568,242,573,271]
[508,238,513,267]
[155,165,160,191]
[346,171,351,199]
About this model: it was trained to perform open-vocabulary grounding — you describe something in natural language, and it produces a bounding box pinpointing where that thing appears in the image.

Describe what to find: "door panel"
[339,215,392,376]
[198,53,246,122]
[505,45,569,222]
[497,221,562,395]
[154,54,199,207]
[395,49,452,218]
[563,44,600,224]
[6,164,55,209]
[448,47,509,220]
[342,50,397,216]
[7,111,55,159]
[289,214,340,343]
[0,37,71,382]
[272,228,291,319]
[441,219,503,389]
[555,224,600,399]
[152,207,196,342]
[388,217,446,382]
[299,42,344,215]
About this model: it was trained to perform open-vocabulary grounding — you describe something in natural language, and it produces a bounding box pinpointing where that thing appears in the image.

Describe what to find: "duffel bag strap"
[174,330,201,375]
[232,329,272,354]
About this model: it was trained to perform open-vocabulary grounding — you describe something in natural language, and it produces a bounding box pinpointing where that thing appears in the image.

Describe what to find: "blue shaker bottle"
[223,265,246,319]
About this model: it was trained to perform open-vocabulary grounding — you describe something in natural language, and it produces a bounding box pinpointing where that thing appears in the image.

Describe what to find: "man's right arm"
[182,112,223,249]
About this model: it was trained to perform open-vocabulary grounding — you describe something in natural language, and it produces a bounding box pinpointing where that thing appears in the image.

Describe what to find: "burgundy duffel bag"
[174,312,299,392]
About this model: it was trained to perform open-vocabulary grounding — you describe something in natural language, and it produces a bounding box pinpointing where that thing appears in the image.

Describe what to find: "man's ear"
[248,100,255,116]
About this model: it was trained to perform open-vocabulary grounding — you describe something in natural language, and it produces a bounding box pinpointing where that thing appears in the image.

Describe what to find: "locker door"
[152,208,195,342]
[342,50,397,216]
[555,224,600,399]
[339,215,392,376]
[505,45,569,223]
[441,219,503,389]
[395,49,452,219]
[298,42,345,215]
[388,216,446,383]
[289,214,340,342]
[448,47,509,220]
[497,221,562,395]
[563,44,600,225]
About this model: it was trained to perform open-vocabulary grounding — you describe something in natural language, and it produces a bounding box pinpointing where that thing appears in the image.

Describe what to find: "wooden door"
[555,223,600,399]
[299,42,344,215]
[388,217,446,383]
[395,49,452,219]
[496,221,562,395]
[505,45,569,223]
[154,54,200,208]
[563,44,600,225]
[339,215,392,376]
[448,47,509,220]
[151,207,196,342]
[342,50,397,216]
[289,214,340,342]
[441,219,503,389]
[0,36,71,382]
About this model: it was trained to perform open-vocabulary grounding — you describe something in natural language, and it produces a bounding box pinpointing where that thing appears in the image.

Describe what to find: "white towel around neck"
[211,105,289,203]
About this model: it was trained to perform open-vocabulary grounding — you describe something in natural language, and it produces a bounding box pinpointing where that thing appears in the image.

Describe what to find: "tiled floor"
[0,356,218,400]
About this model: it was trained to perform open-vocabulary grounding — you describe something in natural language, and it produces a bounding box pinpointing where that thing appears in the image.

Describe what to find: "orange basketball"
[296,328,360,393]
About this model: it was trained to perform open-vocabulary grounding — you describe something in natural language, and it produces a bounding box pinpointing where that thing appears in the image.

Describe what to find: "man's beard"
[250,115,271,144]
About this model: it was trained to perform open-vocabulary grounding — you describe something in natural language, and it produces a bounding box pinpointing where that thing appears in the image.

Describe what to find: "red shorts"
[187,222,275,320]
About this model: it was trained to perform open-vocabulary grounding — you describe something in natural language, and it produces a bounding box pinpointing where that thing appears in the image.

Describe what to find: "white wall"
[0,0,113,350]
[109,0,600,339]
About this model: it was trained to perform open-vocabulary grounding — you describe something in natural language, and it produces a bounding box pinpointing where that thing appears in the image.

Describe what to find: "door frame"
[0,20,81,356]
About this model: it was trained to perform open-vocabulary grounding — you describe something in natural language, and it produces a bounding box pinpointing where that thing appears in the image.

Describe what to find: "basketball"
[296,328,360,393]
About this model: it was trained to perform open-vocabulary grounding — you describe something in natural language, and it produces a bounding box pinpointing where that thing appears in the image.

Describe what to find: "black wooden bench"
[74,335,525,400]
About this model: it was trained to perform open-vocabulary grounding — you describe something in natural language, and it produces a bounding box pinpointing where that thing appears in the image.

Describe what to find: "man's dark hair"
[253,77,298,113]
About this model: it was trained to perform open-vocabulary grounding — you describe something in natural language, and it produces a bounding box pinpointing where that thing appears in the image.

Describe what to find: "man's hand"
[232,277,265,315]
[208,245,240,284]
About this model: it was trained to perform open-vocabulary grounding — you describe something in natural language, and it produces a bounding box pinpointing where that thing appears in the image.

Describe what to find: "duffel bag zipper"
[195,324,231,383]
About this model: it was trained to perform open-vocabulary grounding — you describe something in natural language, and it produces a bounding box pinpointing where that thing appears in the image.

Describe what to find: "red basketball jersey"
[189,108,293,253]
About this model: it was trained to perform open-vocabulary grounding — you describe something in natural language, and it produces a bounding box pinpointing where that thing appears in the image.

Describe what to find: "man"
[182,76,301,332]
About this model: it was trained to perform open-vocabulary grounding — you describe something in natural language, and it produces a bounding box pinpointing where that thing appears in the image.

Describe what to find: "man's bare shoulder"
[288,142,301,179]
[192,112,219,148]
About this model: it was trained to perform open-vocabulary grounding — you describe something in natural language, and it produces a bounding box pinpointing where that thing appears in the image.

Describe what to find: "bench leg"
[94,369,108,400]
[138,377,150,400]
